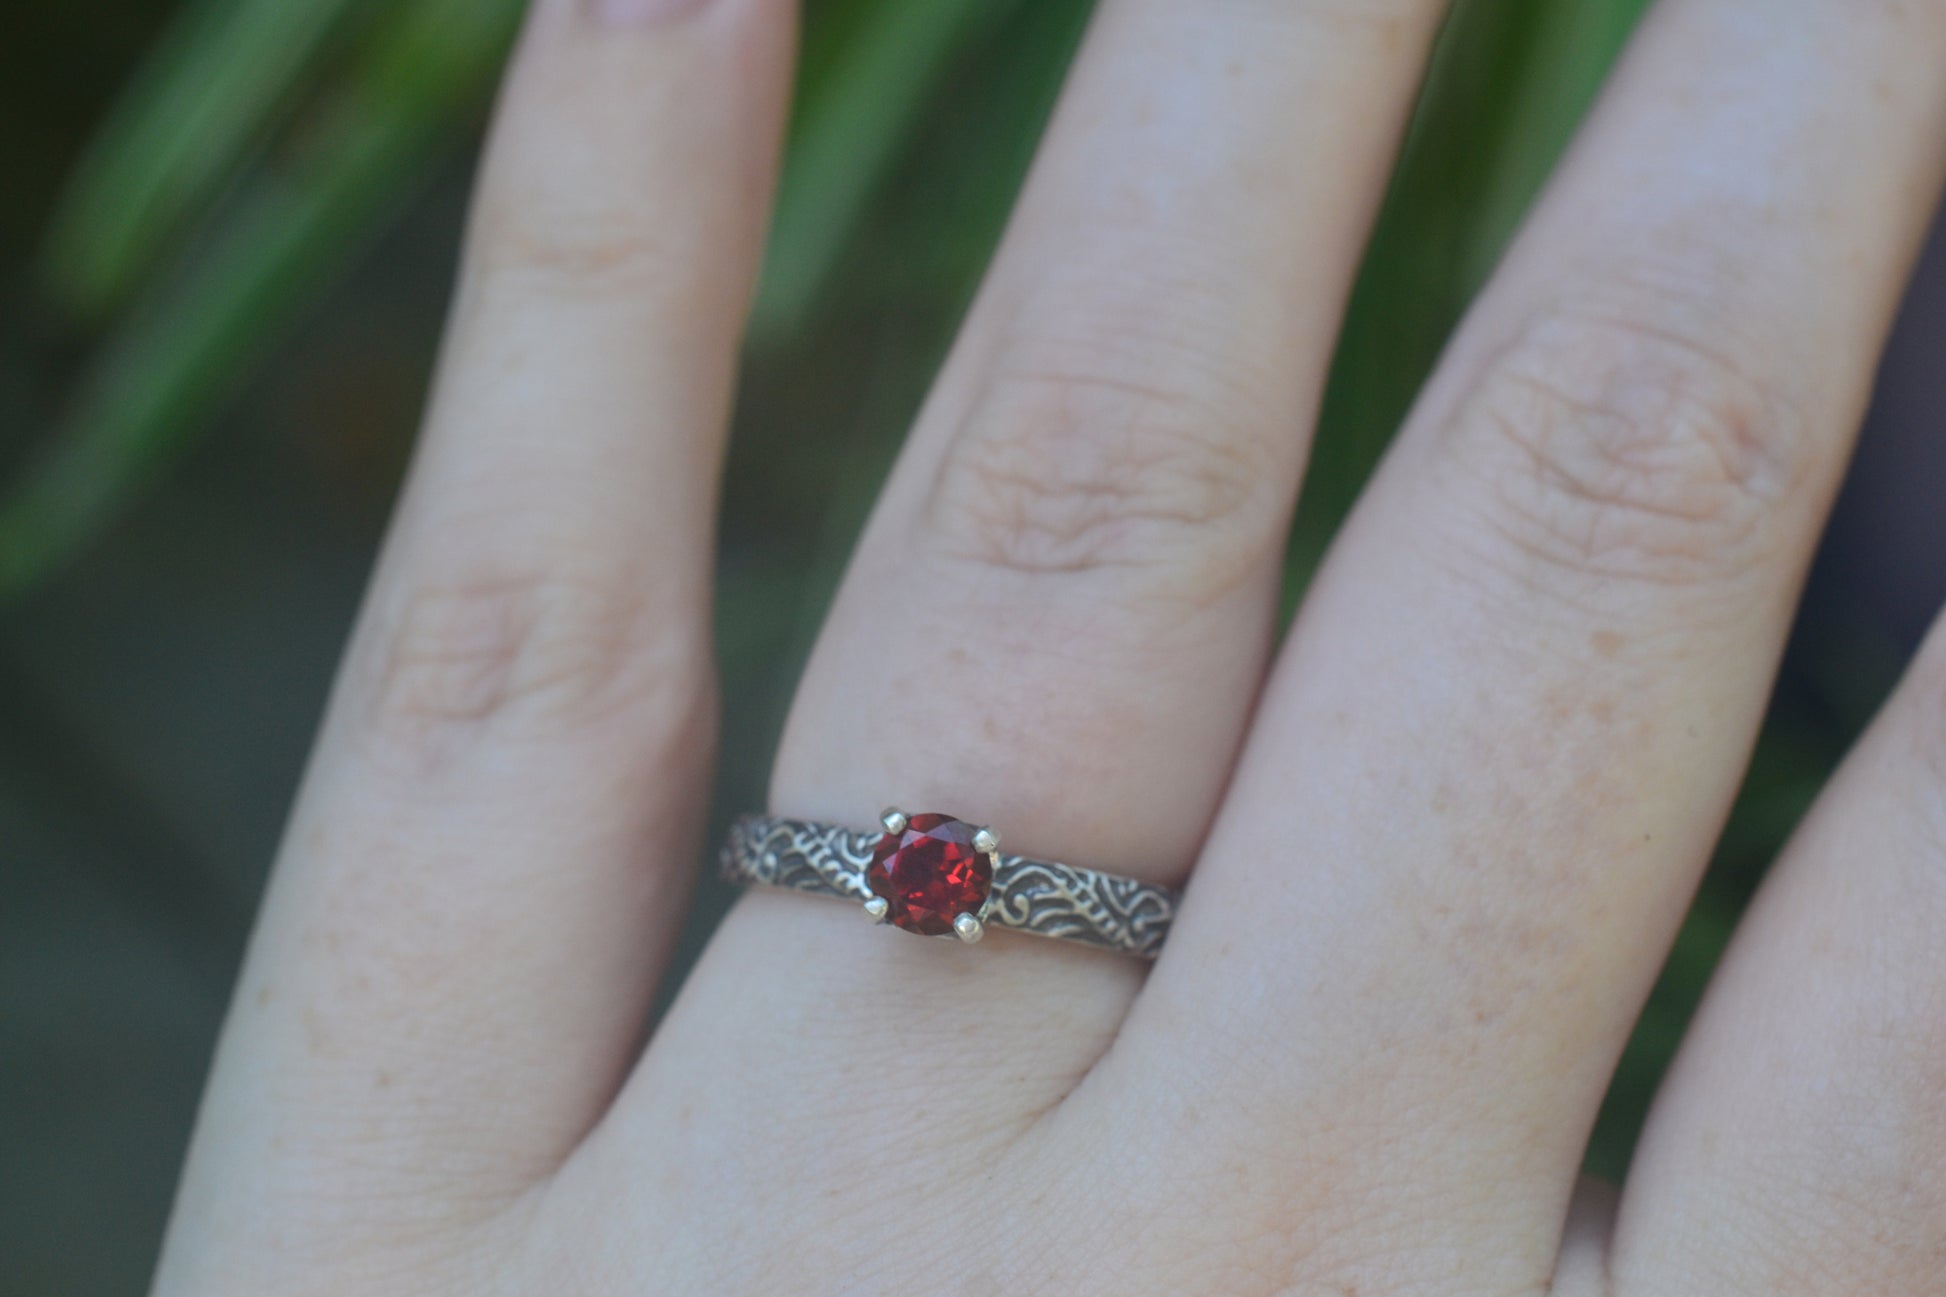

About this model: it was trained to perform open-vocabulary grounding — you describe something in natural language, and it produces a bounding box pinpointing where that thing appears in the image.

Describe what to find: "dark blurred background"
[3,2,1944,1293]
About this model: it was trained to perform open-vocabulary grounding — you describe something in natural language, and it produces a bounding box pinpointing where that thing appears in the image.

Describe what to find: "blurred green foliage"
[9,0,1664,597]
[3,0,1847,1181]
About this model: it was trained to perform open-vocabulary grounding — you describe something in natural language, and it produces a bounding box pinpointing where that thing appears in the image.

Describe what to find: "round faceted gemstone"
[866,813,994,937]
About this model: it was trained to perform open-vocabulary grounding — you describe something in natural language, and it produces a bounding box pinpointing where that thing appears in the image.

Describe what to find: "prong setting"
[971,827,999,855]
[865,812,996,940]
[863,896,890,924]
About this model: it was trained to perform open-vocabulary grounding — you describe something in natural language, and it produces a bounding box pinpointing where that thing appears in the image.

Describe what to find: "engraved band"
[719,814,1177,958]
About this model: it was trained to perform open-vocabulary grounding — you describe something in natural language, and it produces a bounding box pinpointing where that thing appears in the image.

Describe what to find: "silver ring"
[719,809,1177,958]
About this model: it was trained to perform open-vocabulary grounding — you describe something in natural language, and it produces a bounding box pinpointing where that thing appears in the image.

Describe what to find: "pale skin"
[152,0,1946,1292]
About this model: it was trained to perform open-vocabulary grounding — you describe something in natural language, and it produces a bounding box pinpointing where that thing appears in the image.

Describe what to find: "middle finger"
[1118,0,1946,1288]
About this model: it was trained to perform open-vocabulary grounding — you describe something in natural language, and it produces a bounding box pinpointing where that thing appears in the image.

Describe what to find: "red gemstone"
[867,813,993,937]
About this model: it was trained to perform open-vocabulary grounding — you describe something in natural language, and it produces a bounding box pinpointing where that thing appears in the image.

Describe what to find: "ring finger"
[584,0,1450,1222]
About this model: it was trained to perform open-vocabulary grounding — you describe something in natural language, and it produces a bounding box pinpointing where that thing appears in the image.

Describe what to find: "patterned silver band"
[719,814,1177,958]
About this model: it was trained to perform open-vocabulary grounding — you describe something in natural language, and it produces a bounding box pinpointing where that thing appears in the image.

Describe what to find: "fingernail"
[587,0,711,25]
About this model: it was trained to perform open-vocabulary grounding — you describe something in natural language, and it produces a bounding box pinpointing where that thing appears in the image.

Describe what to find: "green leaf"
[855,0,1092,313]
[41,0,376,321]
[752,0,1039,340]
[1,0,524,595]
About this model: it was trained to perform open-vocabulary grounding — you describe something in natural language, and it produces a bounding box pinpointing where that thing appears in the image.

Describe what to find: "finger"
[1613,618,1946,1294]
[1107,0,1946,1285]
[776,0,1450,881]
[163,0,795,1243]
[578,0,1448,1242]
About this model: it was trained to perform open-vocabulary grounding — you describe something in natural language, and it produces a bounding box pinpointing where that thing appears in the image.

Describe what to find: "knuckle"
[925,347,1287,601]
[465,196,684,300]
[355,563,710,769]
[1448,303,1812,589]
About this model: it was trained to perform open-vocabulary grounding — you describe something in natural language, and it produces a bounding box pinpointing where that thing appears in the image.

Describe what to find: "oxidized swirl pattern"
[719,814,1177,958]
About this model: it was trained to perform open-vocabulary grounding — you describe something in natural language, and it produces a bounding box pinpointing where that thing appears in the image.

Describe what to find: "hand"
[152,1,1946,1293]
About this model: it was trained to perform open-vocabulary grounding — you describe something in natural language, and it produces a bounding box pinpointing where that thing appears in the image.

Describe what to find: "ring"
[720,809,1178,958]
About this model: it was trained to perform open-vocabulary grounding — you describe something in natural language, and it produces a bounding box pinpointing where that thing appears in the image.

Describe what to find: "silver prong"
[971,827,999,855]
[879,807,908,834]
[953,913,984,944]
[863,896,890,924]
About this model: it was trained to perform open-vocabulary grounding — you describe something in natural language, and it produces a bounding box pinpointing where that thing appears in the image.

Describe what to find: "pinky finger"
[156,1,795,1287]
